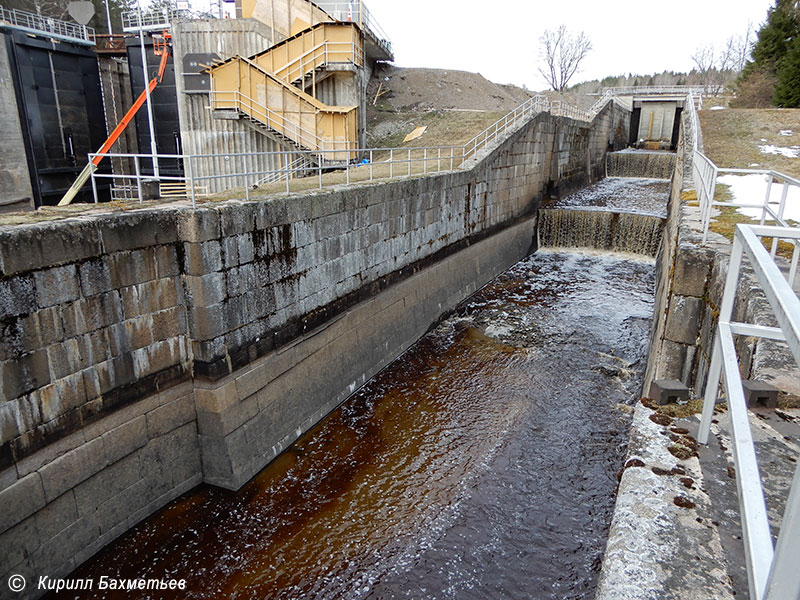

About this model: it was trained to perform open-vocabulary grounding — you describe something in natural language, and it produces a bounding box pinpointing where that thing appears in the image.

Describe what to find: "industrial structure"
[0,0,392,209]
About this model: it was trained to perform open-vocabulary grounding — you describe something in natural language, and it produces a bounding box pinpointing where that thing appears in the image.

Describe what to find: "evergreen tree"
[738,0,800,106]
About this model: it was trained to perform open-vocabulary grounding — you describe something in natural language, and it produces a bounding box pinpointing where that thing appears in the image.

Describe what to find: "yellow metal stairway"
[209,22,362,163]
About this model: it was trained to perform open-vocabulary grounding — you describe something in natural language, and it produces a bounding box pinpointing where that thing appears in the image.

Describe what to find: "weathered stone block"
[34,264,80,308]
[184,271,227,306]
[665,295,704,345]
[0,472,46,534]
[0,274,36,317]
[38,437,107,502]
[74,452,142,517]
[0,515,40,573]
[108,248,158,288]
[2,349,50,401]
[176,208,220,243]
[31,515,98,577]
[34,488,78,540]
[102,415,148,464]
[187,302,229,340]
[182,240,223,275]
[78,257,113,297]
[35,372,87,423]
[673,245,713,298]
[0,221,102,276]
[99,211,178,253]
[146,394,195,438]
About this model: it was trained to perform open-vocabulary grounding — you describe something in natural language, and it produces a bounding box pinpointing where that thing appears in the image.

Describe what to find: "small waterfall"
[538,209,664,257]
[607,151,676,179]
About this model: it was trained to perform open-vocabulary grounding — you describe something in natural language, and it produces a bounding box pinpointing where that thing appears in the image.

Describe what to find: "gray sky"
[363,0,775,90]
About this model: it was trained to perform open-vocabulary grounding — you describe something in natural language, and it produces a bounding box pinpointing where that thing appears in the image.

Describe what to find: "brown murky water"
[65,250,655,600]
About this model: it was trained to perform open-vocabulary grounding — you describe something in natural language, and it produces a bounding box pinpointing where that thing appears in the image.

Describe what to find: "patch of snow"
[781,129,794,136]
[709,106,726,111]
[717,173,800,222]
[758,144,800,158]
[760,138,768,142]
[749,163,761,167]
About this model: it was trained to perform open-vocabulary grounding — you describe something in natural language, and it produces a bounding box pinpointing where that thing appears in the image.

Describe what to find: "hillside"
[366,65,535,149]
[699,108,800,178]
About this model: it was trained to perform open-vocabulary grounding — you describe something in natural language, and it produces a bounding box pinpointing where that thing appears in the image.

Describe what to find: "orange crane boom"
[58,44,171,206]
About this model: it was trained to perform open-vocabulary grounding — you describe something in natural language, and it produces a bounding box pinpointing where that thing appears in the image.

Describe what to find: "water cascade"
[606,150,676,179]
[538,209,664,256]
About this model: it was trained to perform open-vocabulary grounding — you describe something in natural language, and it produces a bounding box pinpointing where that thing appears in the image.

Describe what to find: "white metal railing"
[697,223,800,600]
[603,85,709,97]
[0,5,94,44]
[314,1,391,55]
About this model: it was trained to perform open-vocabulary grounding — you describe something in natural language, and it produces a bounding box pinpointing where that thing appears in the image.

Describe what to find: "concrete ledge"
[595,403,734,600]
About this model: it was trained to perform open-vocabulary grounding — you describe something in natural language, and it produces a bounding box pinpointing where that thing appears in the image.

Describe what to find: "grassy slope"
[699,108,800,178]
[367,108,507,149]
[698,108,800,256]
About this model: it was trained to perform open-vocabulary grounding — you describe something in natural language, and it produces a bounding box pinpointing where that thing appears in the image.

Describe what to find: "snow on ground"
[758,144,800,158]
[780,130,794,136]
[717,173,800,222]
[709,106,726,111]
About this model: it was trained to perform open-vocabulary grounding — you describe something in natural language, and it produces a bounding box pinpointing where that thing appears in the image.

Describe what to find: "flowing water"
[606,150,676,180]
[67,249,656,600]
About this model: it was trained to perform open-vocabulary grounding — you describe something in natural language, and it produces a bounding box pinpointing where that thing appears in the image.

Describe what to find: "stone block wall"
[1,100,630,596]
[644,114,797,398]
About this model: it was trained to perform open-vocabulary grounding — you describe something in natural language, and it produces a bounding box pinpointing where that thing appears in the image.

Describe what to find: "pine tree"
[775,35,800,106]
[737,0,800,106]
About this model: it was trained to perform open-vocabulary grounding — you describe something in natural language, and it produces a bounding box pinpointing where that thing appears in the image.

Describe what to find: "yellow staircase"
[209,22,362,163]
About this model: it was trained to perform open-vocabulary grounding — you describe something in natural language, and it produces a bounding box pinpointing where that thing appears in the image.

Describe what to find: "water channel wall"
[0,101,629,591]
[644,112,796,403]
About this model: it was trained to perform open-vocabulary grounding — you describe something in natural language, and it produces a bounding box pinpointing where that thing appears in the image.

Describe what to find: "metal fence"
[0,5,94,44]
[314,1,392,55]
[697,223,800,600]
[602,85,709,97]
[85,89,614,208]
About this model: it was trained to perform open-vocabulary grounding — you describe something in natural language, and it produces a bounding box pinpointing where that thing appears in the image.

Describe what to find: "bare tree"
[538,25,592,91]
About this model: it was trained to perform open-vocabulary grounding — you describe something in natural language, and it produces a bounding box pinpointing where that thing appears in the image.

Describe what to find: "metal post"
[423,148,427,174]
[390,148,393,179]
[407,148,410,176]
[764,460,800,600]
[698,235,744,445]
[134,155,143,203]
[244,154,250,202]
[760,174,773,226]
[285,153,290,194]
[138,3,159,179]
[438,148,441,172]
[369,149,373,181]
[187,155,196,209]
[103,0,112,34]
[318,156,323,189]
[89,162,98,203]
[771,181,790,257]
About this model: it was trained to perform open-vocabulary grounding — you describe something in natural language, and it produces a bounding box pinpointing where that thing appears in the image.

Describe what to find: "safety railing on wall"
[697,223,800,600]
[0,4,94,44]
[88,146,466,208]
[314,0,391,55]
[602,85,709,97]
[81,87,615,208]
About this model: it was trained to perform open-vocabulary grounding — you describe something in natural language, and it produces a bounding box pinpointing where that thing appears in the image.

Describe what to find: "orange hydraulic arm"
[58,42,171,206]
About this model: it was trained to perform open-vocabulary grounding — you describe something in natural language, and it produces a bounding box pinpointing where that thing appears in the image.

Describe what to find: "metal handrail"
[314,0,392,54]
[210,90,356,155]
[269,40,362,84]
[88,145,466,207]
[0,4,94,44]
[698,223,800,600]
[603,85,709,97]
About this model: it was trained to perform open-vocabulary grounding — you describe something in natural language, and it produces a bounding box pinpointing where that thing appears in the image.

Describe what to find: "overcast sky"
[361,0,775,90]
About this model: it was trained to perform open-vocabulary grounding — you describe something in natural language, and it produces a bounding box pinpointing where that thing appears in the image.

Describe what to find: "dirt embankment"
[366,65,534,148]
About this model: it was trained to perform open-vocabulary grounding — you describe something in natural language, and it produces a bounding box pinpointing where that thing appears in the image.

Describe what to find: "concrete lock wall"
[0,100,629,593]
